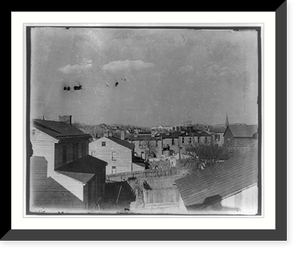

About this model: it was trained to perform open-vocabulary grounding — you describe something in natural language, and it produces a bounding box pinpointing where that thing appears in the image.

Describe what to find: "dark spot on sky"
[74,84,83,91]
[115,82,119,87]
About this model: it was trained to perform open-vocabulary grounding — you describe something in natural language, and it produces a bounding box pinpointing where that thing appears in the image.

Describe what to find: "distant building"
[209,125,226,146]
[175,149,259,214]
[30,116,107,212]
[151,125,173,133]
[89,135,145,175]
[223,124,258,151]
[128,134,163,159]
[160,132,181,154]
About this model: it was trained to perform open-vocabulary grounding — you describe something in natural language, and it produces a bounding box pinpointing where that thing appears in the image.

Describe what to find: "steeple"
[225,113,229,128]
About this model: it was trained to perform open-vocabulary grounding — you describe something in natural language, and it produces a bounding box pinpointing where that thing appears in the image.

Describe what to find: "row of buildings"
[29,115,259,214]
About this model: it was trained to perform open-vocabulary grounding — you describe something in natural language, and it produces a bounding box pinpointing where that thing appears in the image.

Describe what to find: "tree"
[140,138,157,159]
[183,143,233,171]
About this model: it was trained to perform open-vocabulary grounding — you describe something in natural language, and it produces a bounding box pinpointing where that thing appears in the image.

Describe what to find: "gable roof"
[33,119,91,141]
[30,156,85,211]
[92,136,135,150]
[175,149,258,208]
[225,124,258,138]
[55,155,107,184]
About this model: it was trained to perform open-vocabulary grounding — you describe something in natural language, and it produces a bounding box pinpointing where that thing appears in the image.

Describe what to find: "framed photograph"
[6,4,286,241]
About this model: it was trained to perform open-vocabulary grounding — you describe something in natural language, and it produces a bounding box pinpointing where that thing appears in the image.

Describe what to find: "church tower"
[225,113,229,128]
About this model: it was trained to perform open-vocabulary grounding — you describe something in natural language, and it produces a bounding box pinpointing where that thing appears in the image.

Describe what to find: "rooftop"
[225,124,258,138]
[91,136,135,150]
[107,136,135,150]
[33,119,91,141]
[128,134,160,141]
[30,156,84,211]
[175,149,258,208]
[55,155,107,184]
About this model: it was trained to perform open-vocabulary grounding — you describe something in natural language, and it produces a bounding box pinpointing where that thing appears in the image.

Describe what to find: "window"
[215,134,220,141]
[198,137,200,143]
[112,166,116,174]
[205,137,208,143]
[189,137,192,143]
[62,145,67,164]
[112,151,117,161]
[172,139,175,146]
[182,137,185,144]
[102,141,106,147]
[73,143,78,161]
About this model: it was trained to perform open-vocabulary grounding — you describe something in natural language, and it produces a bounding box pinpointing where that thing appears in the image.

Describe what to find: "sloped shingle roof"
[175,149,258,207]
[30,156,84,211]
[55,155,107,184]
[33,119,91,141]
[226,124,258,138]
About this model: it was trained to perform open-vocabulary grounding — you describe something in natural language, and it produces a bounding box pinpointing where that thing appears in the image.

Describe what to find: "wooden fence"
[106,167,188,182]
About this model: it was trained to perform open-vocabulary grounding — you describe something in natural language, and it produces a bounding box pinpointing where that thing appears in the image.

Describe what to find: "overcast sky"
[30,27,259,127]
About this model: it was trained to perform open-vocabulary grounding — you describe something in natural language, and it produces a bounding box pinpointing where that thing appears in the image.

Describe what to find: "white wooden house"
[30,116,107,211]
[89,136,145,175]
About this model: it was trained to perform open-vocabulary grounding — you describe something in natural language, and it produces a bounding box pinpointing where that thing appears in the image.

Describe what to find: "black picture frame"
[5,3,287,241]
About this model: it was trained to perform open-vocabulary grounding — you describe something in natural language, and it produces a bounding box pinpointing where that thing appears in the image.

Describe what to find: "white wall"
[31,128,57,177]
[50,171,85,201]
[89,137,132,175]
[221,184,258,215]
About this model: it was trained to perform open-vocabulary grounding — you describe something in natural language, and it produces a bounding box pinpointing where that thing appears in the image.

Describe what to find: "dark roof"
[160,131,181,139]
[55,155,107,184]
[30,156,84,211]
[33,119,91,141]
[129,134,160,141]
[138,131,151,135]
[175,149,258,208]
[180,131,211,137]
[225,124,258,138]
[107,136,135,150]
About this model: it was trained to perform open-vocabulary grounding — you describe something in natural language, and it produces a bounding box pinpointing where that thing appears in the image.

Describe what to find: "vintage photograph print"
[27,26,261,215]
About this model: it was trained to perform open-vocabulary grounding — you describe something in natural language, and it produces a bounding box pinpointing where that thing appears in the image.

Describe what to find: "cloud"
[59,60,92,74]
[102,60,155,72]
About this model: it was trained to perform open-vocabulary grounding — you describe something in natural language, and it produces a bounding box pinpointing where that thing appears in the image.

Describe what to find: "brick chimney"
[59,115,72,125]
